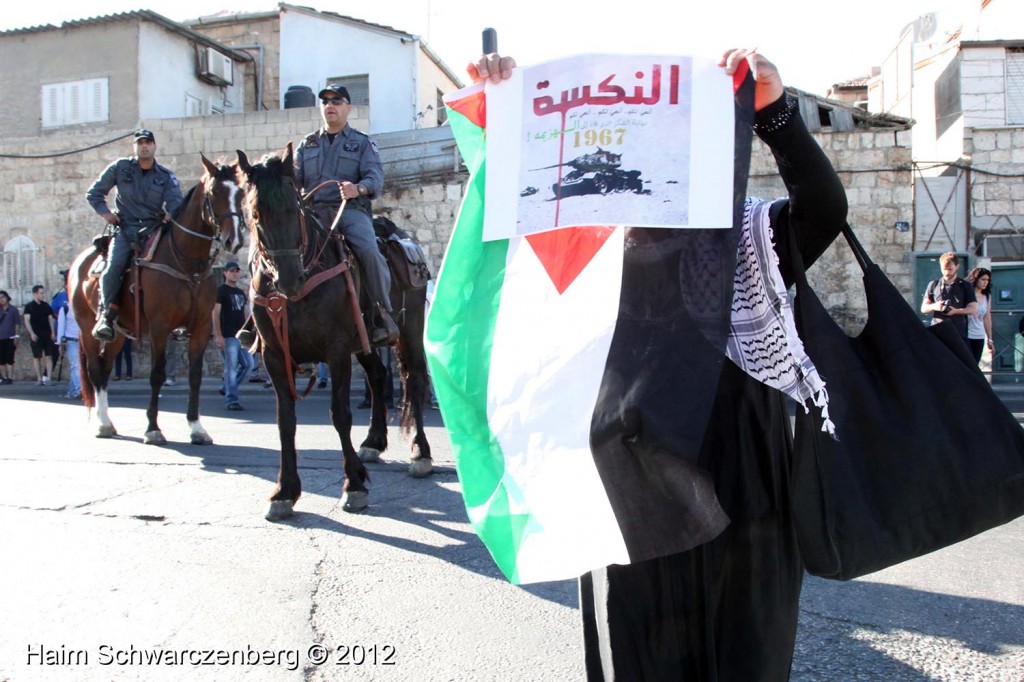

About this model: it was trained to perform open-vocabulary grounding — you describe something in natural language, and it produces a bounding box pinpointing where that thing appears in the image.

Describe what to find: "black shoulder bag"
[790,223,1024,580]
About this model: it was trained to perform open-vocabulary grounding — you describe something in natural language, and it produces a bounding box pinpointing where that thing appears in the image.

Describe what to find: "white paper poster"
[483,54,735,241]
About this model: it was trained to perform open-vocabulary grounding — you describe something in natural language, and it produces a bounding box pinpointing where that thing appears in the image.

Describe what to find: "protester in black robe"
[470,49,847,681]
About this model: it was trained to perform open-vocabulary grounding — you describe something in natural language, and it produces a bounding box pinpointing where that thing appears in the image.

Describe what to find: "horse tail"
[393,297,429,436]
[399,376,414,434]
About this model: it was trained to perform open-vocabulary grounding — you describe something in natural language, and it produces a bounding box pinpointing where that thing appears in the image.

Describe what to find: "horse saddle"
[381,236,430,291]
[372,216,430,291]
[87,228,164,279]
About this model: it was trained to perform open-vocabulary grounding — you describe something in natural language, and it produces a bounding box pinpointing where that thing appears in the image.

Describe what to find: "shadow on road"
[793,576,1024,680]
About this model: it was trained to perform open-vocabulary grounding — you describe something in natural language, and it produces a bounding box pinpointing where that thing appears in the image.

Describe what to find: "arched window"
[2,235,39,306]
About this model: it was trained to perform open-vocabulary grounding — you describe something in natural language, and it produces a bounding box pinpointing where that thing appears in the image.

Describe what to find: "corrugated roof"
[0,9,252,62]
[831,76,870,90]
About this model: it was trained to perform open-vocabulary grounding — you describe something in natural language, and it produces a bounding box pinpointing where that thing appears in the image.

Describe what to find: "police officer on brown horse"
[294,85,398,345]
[86,129,184,341]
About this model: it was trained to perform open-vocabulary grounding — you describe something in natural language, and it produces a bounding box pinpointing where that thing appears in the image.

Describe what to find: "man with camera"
[922,251,977,341]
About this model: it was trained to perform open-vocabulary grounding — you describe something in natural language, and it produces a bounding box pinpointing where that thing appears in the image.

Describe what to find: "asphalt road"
[0,379,1021,681]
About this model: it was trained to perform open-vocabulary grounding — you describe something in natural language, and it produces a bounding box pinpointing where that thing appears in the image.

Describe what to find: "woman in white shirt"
[966,267,993,364]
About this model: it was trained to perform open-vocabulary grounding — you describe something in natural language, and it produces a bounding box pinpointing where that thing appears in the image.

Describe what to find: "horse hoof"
[96,425,117,438]
[409,457,433,478]
[342,490,368,512]
[144,430,167,446]
[190,432,214,445]
[358,447,381,463]
[265,500,294,521]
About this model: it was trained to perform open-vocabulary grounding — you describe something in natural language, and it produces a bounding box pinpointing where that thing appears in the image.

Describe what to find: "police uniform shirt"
[294,124,383,208]
[86,157,184,226]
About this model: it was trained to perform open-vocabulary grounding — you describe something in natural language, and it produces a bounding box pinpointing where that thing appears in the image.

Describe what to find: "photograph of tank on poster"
[483,54,734,242]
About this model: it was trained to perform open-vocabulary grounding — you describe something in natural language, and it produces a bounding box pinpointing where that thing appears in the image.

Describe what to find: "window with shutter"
[325,75,369,106]
[40,78,109,128]
[436,88,447,126]
[1007,48,1024,125]
[185,94,204,117]
[2,235,39,306]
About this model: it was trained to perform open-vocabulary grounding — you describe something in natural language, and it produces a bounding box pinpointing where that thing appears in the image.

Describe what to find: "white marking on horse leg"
[358,447,381,463]
[189,419,213,445]
[266,500,295,521]
[96,389,117,438]
[226,181,242,249]
[342,490,368,512]
[409,457,433,478]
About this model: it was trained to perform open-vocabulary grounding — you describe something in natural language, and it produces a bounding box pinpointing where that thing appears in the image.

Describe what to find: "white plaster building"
[186,3,463,135]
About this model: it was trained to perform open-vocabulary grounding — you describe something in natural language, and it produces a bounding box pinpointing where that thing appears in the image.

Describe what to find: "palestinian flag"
[426,64,755,585]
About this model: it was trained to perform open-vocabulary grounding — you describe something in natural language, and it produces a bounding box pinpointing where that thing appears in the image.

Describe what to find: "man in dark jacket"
[86,129,184,341]
[293,85,397,345]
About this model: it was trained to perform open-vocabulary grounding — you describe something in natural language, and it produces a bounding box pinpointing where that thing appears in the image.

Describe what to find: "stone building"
[867,0,1024,371]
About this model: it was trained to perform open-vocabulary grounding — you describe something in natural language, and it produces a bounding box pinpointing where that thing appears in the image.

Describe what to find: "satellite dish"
[899,13,938,43]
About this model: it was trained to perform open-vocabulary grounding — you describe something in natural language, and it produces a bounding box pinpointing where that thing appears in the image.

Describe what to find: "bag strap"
[788,221,870,292]
[840,223,873,272]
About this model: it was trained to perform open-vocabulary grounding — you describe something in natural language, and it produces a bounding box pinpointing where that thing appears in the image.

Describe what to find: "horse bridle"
[247,178,313,283]
[167,186,244,260]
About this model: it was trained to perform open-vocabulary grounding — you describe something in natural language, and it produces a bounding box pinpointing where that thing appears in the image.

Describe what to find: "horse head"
[236,143,307,298]
[199,153,245,255]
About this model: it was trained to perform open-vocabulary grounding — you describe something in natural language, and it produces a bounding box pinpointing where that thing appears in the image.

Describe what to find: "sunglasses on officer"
[320,97,349,106]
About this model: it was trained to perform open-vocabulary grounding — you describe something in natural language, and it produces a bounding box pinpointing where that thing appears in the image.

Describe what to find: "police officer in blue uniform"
[86,129,184,341]
[294,85,398,345]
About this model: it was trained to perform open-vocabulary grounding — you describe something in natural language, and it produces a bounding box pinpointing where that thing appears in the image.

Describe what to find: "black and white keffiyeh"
[726,198,835,436]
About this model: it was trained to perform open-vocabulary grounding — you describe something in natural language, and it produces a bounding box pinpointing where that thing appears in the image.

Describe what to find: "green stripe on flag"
[425,104,529,583]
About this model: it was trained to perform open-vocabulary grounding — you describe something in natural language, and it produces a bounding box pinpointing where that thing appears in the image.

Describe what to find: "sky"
[0,0,978,95]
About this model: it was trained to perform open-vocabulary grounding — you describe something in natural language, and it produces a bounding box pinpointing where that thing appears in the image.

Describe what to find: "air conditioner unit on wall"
[199,47,233,87]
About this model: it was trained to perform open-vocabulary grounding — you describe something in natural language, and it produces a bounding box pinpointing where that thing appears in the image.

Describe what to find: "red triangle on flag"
[447,86,487,129]
[526,226,616,295]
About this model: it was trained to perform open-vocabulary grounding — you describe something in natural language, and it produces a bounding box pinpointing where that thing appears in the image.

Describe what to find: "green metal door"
[989,264,1024,379]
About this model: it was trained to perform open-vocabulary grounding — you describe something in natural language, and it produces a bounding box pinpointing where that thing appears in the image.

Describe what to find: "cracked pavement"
[0,382,1021,680]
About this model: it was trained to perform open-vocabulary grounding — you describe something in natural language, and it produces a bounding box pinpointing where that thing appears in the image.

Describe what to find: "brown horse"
[236,144,432,522]
[69,155,245,444]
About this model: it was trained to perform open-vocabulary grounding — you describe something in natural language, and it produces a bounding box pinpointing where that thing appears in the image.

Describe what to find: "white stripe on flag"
[487,227,629,583]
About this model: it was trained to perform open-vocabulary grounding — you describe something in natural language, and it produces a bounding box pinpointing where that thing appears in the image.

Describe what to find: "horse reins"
[248,183,371,401]
[132,189,234,339]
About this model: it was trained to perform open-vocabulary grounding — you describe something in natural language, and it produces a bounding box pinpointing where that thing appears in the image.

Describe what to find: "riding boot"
[371,303,399,346]
[92,305,119,342]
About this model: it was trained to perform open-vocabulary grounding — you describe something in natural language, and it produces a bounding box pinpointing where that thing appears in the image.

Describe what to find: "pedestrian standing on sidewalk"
[57,301,82,399]
[922,252,977,345]
[114,339,133,381]
[212,262,254,411]
[23,285,56,385]
[163,331,185,386]
[966,267,994,365]
[0,290,20,385]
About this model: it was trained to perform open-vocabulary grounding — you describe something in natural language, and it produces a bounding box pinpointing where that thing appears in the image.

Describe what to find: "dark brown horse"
[236,144,432,521]
[69,155,244,444]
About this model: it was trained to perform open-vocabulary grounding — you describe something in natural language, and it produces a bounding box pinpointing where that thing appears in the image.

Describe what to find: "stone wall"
[750,128,914,331]
[966,126,1024,234]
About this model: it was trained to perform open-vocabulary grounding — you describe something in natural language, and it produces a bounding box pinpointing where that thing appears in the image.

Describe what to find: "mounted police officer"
[294,84,398,345]
[86,129,184,341]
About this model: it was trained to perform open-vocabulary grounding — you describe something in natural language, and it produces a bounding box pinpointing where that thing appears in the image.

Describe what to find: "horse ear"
[237,150,252,174]
[200,152,218,177]
[281,142,293,173]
